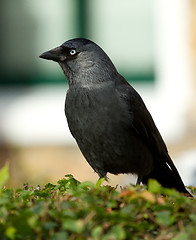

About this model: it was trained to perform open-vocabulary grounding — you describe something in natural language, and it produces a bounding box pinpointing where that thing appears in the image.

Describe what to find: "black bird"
[40,38,191,195]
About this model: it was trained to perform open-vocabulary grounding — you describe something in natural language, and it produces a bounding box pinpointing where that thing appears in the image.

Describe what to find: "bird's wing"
[115,76,184,182]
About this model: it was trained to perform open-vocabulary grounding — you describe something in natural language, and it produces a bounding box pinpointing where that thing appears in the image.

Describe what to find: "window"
[0,0,154,85]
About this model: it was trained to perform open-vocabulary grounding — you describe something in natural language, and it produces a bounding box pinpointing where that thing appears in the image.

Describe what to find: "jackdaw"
[40,38,191,195]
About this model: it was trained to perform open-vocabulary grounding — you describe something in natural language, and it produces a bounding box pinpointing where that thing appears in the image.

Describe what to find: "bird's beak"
[39,46,64,62]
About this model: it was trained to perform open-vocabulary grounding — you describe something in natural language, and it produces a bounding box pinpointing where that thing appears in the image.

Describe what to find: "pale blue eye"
[70,49,76,55]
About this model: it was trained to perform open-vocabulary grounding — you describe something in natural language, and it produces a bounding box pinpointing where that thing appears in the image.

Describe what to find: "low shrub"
[0,164,195,239]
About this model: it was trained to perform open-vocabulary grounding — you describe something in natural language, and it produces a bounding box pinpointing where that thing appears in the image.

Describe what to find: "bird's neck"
[67,63,118,89]
[70,79,115,90]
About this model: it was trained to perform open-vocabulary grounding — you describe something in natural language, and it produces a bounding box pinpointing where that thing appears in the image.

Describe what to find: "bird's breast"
[65,86,130,143]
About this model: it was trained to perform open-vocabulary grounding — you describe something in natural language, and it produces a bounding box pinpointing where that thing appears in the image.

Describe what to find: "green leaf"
[44,222,58,230]
[173,232,190,240]
[148,179,162,193]
[110,225,126,239]
[96,178,105,188]
[92,226,102,239]
[52,232,68,240]
[103,225,126,240]
[62,219,83,233]
[5,226,16,240]
[0,163,9,193]
[27,215,38,228]
[156,211,175,227]
[78,181,95,189]
[162,188,181,197]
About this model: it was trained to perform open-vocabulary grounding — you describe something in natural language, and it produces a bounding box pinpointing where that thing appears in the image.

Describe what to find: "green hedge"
[0,164,195,240]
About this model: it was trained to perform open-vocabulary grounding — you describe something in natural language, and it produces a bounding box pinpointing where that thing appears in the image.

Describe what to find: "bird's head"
[39,38,117,86]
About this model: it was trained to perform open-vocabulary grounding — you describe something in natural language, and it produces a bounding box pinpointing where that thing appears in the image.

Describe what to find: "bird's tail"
[141,153,192,197]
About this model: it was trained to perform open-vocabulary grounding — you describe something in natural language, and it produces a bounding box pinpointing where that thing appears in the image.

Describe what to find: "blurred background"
[0,0,196,188]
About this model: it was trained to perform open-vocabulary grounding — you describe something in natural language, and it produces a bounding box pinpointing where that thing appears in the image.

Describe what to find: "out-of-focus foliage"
[0,174,195,240]
[0,163,9,195]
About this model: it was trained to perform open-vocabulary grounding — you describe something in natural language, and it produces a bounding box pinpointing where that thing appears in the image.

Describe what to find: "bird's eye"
[70,49,77,56]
